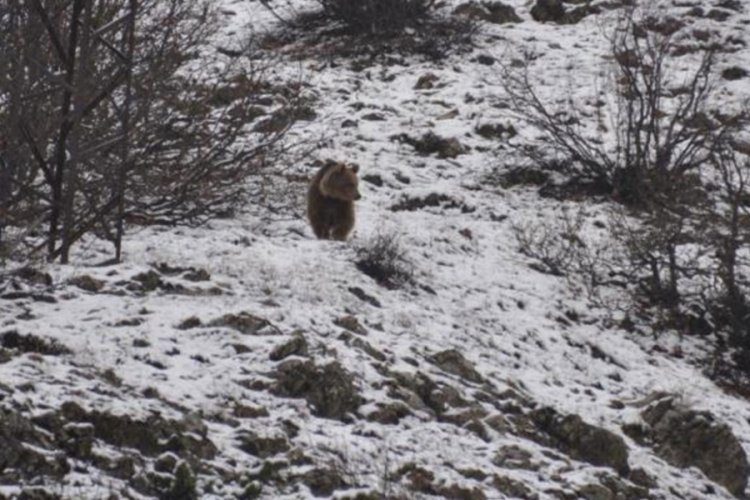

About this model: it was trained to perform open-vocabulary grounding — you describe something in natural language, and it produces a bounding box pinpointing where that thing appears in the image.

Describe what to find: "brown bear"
[308,160,361,241]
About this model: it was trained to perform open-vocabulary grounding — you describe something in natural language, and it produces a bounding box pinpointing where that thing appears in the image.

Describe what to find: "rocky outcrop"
[428,349,484,383]
[272,360,362,420]
[639,396,749,496]
[529,407,630,475]
[269,333,308,361]
[391,131,465,159]
[0,409,70,481]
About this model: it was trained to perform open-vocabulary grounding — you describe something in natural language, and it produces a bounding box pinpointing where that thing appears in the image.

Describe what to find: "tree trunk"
[47,0,86,262]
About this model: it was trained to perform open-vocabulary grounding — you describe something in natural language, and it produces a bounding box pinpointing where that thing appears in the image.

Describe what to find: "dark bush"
[319,0,437,34]
[356,232,414,289]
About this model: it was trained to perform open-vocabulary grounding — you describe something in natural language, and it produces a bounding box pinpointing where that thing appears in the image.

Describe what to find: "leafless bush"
[512,207,621,301]
[610,176,713,309]
[355,231,414,289]
[0,0,290,263]
[511,209,587,277]
[705,144,750,353]
[503,5,738,207]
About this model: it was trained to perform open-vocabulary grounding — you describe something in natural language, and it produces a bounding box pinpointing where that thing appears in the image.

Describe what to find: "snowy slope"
[2,0,750,498]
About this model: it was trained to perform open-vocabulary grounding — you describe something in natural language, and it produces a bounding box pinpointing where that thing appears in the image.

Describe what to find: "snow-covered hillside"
[2,0,750,498]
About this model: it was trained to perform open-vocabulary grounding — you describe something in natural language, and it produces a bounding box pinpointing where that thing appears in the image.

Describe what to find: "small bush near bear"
[356,232,414,289]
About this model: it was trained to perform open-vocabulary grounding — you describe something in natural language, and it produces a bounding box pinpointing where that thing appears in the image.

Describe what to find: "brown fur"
[308,160,361,241]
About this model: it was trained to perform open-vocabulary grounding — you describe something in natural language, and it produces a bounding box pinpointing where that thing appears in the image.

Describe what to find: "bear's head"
[320,161,361,201]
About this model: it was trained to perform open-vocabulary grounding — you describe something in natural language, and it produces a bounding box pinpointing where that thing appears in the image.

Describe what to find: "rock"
[132,270,162,291]
[361,112,386,121]
[706,8,732,21]
[492,475,538,499]
[435,484,486,499]
[441,406,489,427]
[362,174,383,187]
[269,334,308,361]
[577,483,613,500]
[597,473,650,499]
[334,315,368,335]
[347,287,382,308]
[493,445,540,470]
[154,452,179,473]
[428,349,483,383]
[302,467,345,497]
[177,316,202,330]
[391,131,464,158]
[465,419,491,442]
[339,332,387,361]
[69,275,104,292]
[454,1,521,24]
[366,402,412,425]
[485,413,512,434]
[0,408,70,480]
[183,268,210,282]
[476,54,496,66]
[398,464,435,494]
[253,107,314,134]
[640,396,749,496]
[238,431,290,458]
[476,123,517,141]
[17,489,60,500]
[390,193,474,213]
[415,73,439,90]
[64,407,216,460]
[208,312,280,335]
[59,422,94,459]
[272,360,362,420]
[389,371,469,416]
[13,267,53,286]
[722,66,748,80]
[233,404,269,419]
[92,453,139,479]
[530,407,629,475]
[628,467,657,489]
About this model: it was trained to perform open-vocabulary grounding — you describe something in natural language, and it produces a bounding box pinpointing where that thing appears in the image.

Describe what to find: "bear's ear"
[350,163,359,174]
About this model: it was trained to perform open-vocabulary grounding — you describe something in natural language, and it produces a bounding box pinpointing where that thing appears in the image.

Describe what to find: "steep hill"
[1,0,750,498]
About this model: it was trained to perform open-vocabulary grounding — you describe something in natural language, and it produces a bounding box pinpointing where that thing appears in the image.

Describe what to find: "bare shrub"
[511,208,587,277]
[503,5,738,207]
[355,232,414,289]
[610,177,713,309]
[511,207,621,301]
[705,144,750,357]
[0,0,289,263]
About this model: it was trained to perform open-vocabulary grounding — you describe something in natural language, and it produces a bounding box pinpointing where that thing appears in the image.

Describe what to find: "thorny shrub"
[355,231,414,290]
